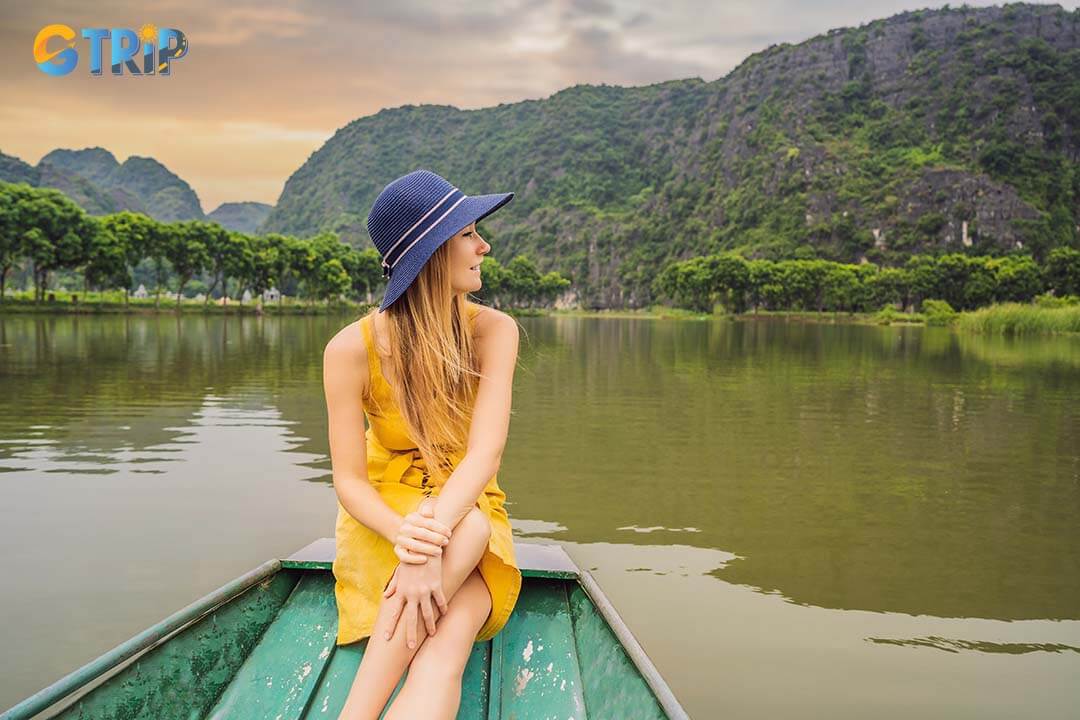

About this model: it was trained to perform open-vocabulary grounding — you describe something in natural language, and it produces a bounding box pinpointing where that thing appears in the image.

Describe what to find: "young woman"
[322,169,522,719]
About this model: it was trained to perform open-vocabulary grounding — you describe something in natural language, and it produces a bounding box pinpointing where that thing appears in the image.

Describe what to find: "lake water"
[1,312,1078,718]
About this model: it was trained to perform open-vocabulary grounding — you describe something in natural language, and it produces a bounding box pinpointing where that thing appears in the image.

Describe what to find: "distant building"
[263,287,281,303]
[241,289,252,303]
[133,284,149,299]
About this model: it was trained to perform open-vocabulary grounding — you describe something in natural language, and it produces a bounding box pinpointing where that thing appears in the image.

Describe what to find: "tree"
[865,267,910,310]
[83,219,131,293]
[21,187,94,302]
[219,232,255,304]
[198,223,234,304]
[143,219,171,306]
[712,254,751,313]
[821,263,860,312]
[265,233,303,306]
[166,221,212,305]
[1044,247,1080,297]
[344,247,382,304]
[0,182,36,302]
[989,255,1042,302]
[302,232,350,303]
[100,211,156,304]
[311,257,351,302]
[537,270,571,307]
[474,256,510,308]
[506,255,542,308]
[240,233,276,308]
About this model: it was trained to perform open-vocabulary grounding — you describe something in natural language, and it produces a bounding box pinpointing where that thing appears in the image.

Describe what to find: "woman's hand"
[382,553,449,648]
[393,500,453,564]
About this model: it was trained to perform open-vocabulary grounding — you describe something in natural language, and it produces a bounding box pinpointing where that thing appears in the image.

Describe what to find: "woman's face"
[446,221,490,294]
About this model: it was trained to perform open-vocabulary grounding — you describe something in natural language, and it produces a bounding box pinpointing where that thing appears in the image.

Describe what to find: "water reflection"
[2,312,1079,717]
[509,316,1080,621]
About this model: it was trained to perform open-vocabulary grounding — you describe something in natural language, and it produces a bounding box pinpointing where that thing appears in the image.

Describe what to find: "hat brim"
[378,191,514,312]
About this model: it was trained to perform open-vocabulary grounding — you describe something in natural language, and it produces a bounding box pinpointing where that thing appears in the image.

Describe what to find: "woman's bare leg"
[382,568,491,720]
[337,505,492,719]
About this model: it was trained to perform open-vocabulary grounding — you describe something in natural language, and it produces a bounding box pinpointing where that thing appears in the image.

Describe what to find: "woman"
[322,169,522,719]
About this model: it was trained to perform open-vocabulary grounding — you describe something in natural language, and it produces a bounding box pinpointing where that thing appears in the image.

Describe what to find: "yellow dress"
[333,303,522,645]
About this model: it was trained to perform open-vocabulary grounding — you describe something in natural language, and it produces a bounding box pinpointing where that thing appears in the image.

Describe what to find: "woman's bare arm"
[323,322,404,544]
[430,309,520,531]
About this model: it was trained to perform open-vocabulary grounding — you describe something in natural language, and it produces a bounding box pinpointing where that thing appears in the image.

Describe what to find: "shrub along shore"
[548,296,1080,335]
[5,289,1078,335]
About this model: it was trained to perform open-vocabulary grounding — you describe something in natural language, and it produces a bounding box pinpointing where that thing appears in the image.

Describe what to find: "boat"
[2,539,690,719]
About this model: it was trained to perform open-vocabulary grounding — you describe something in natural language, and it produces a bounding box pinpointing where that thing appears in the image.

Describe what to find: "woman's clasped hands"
[382,499,454,649]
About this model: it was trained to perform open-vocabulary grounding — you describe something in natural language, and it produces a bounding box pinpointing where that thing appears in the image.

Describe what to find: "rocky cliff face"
[266,4,1080,308]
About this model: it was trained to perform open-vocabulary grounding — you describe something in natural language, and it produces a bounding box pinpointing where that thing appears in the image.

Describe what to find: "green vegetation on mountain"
[265,3,1080,309]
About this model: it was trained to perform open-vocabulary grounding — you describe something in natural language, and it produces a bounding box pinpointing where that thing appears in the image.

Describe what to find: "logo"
[34,24,188,76]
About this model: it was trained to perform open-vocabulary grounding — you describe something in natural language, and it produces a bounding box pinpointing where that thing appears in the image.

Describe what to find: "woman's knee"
[460,504,491,544]
[407,570,489,678]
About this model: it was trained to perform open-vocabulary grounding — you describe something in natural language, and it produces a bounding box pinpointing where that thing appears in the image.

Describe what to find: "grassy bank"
[0,290,367,315]
[541,299,1080,335]
[541,305,926,326]
[7,291,1079,335]
[954,302,1080,335]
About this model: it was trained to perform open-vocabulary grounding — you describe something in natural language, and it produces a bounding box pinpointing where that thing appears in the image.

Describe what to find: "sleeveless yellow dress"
[332,303,522,646]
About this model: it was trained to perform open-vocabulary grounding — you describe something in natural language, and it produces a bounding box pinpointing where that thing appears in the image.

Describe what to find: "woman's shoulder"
[467,302,515,335]
[323,315,371,389]
[467,302,519,360]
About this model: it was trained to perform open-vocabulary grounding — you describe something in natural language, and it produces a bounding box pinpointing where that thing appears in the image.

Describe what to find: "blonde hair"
[370,240,482,486]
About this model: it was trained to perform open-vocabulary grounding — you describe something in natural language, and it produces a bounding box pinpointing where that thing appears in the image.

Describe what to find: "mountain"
[0,151,39,186]
[207,201,274,233]
[1,148,278,229]
[0,147,207,222]
[263,2,1080,309]
[39,148,206,221]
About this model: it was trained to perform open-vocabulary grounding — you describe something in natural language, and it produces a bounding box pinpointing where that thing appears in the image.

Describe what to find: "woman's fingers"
[383,569,398,598]
[395,527,444,553]
[420,595,437,636]
[405,515,453,540]
[394,545,429,564]
[399,536,443,557]
[416,517,453,538]
[413,527,451,546]
[433,586,449,616]
[383,595,405,641]
[405,601,419,649]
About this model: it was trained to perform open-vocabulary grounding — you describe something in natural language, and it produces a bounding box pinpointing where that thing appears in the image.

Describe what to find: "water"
[1,313,1078,718]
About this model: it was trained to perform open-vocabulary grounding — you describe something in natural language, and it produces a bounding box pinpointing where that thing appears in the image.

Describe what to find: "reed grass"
[955,302,1080,335]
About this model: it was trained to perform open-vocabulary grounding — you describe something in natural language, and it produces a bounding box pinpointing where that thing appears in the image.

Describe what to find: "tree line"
[0,181,568,309]
[653,249,1080,314]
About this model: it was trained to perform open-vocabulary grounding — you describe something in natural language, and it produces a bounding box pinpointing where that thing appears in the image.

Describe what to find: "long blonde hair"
[370,240,482,486]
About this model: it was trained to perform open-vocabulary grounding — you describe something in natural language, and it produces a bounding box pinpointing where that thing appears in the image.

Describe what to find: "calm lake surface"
[1,312,1078,718]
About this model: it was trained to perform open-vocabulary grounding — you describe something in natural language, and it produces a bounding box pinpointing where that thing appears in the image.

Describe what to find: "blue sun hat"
[367,169,514,312]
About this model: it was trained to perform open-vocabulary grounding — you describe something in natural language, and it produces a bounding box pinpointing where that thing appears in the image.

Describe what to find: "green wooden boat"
[3,539,690,720]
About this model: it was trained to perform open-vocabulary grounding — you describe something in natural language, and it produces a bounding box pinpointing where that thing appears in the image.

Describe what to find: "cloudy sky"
[1,0,1075,211]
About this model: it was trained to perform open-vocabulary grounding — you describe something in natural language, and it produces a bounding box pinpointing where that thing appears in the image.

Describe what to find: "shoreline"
[0,300,366,316]
[3,302,1076,335]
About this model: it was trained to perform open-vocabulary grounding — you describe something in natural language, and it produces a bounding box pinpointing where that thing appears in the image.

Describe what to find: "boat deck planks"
[4,541,688,720]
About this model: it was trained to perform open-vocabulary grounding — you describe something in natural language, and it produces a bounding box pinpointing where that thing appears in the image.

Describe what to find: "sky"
[1,0,1076,212]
